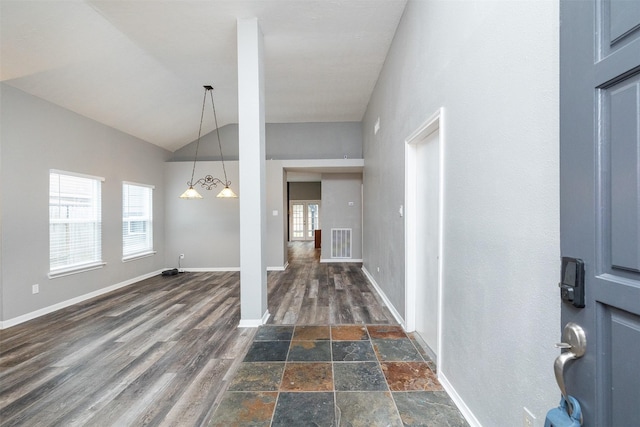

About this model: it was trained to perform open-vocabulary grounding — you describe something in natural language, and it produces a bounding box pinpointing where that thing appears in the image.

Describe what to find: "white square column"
[237,18,269,326]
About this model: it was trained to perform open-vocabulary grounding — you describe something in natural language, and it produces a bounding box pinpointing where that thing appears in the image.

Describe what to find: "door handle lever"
[553,322,586,418]
[554,349,578,416]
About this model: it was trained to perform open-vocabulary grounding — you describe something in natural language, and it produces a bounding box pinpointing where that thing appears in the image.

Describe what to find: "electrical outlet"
[180,254,185,259]
[32,284,39,294]
[523,407,536,427]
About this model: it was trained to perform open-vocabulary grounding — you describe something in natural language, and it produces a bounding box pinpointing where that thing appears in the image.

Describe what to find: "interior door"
[415,128,440,361]
[290,201,320,241]
[560,1,640,425]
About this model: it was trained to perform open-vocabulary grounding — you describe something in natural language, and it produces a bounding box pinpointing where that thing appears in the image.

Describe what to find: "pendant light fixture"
[180,85,238,199]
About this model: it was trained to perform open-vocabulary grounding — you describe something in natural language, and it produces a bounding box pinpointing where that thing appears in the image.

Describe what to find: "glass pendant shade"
[216,186,238,198]
[179,186,203,199]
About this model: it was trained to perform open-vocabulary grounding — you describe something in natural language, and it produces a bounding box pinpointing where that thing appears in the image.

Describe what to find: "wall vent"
[331,228,352,259]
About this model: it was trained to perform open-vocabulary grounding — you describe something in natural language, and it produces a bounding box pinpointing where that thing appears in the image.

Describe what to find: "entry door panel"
[560,0,640,425]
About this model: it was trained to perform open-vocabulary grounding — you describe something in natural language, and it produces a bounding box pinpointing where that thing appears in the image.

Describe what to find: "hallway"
[212,242,468,426]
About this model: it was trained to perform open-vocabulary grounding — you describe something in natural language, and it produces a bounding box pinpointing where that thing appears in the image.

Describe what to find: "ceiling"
[1,0,407,152]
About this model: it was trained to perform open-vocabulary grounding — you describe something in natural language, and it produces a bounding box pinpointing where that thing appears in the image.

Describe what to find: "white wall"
[362,1,560,426]
[0,84,171,324]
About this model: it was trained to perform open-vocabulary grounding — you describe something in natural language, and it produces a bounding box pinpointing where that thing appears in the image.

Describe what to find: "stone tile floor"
[210,325,469,426]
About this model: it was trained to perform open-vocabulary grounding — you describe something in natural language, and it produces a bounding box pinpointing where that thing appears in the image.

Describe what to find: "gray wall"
[171,122,363,161]
[361,1,560,425]
[164,160,288,270]
[289,182,321,201]
[321,174,362,261]
[0,84,171,322]
[165,161,241,269]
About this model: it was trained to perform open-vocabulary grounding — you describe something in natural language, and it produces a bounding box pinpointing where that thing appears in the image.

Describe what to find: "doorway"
[405,108,444,363]
[289,201,321,241]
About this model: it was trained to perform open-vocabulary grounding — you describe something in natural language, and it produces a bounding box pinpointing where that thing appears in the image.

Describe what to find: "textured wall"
[320,174,363,261]
[164,160,288,271]
[362,1,560,425]
[170,122,362,161]
[0,84,171,322]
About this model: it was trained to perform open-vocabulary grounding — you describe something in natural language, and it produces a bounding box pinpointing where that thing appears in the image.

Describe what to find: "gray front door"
[560,0,640,425]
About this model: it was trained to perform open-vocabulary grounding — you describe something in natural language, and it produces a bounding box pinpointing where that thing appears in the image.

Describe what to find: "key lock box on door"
[545,257,586,427]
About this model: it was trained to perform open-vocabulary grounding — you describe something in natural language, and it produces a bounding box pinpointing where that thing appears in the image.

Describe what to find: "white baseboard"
[238,310,270,328]
[360,266,479,427]
[180,265,287,272]
[439,371,481,427]
[267,262,288,271]
[360,266,405,328]
[320,258,363,263]
[0,269,163,329]
[179,267,241,272]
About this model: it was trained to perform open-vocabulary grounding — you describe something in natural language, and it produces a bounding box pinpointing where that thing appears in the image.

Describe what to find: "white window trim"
[48,261,107,279]
[123,181,155,189]
[122,251,157,263]
[51,169,105,182]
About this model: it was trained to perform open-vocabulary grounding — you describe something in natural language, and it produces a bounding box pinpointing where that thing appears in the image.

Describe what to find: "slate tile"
[367,325,408,339]
[287,340,332,361]
[331,325,369,341]
[280,362,333,391]
[227,362,285,391]
[332,340,377,361]
[271,392,335,427]
[243,341,290,362]
[380,361,442,391]
[333,362,388,391]
[393,391,470,426]
[335,391,403,427]
[208,391,277,427]
[372,338,423,361]
[292,325,330,341]
[254,325,294,341]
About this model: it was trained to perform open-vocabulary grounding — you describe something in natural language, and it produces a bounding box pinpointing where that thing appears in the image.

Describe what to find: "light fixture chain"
[180,85,237,198]
[209,89,229,186]
[188,88,209,186]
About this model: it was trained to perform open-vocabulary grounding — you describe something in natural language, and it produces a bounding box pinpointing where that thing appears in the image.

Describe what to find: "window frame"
[49,169,105,278]
[122,181,155,262]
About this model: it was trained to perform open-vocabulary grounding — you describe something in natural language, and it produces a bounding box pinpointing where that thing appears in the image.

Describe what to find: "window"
[49,170,104,277]
[122,182,154,260]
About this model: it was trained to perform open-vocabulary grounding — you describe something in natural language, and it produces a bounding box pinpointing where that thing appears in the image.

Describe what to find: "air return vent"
[331,228,352,259]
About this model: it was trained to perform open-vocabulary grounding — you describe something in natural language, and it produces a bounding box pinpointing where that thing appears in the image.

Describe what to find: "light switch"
[272,210,279,216]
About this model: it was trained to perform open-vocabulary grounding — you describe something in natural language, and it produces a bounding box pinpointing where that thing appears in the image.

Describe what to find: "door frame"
[404,108,445,362]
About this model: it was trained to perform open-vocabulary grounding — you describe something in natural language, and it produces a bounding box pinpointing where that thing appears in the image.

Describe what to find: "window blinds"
[122,182,153,259]
[49,171,103,274]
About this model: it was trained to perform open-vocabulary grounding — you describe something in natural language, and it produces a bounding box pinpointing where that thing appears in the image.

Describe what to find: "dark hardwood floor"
[0,242,396,426]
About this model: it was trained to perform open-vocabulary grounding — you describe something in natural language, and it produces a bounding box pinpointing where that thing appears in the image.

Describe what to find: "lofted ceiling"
[0,0,407,152]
